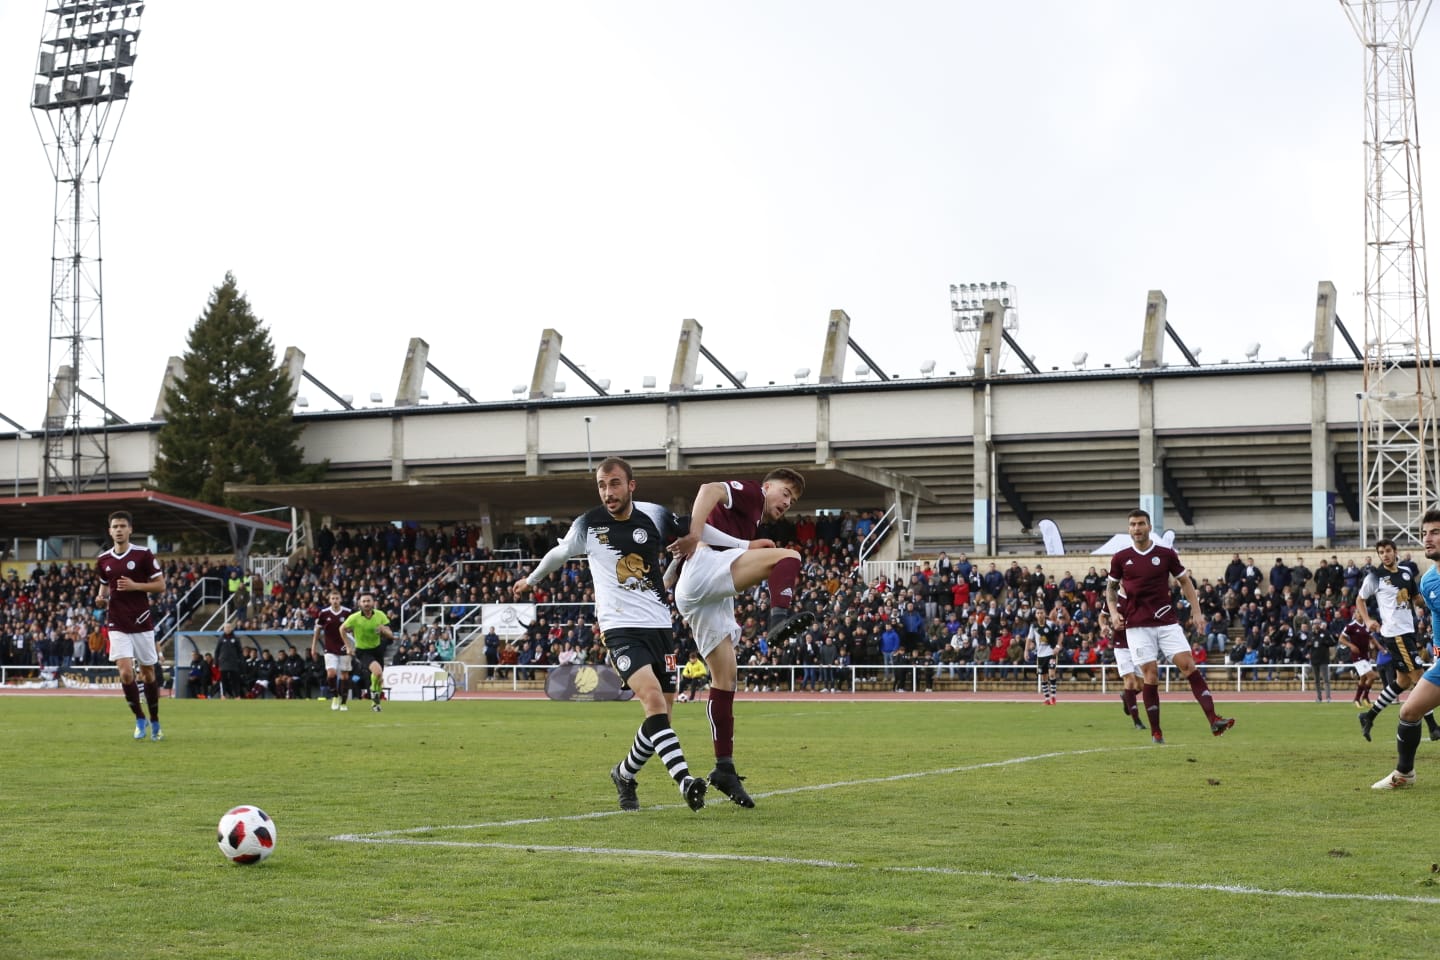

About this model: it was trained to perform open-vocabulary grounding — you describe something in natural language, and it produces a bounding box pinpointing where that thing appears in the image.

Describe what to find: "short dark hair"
[107,510,133,526]
[1376,538,1396,552]
[596,456,632,482]
[1423,508,1440,526]
[1127,508,1150,522]
[763,467,806,499]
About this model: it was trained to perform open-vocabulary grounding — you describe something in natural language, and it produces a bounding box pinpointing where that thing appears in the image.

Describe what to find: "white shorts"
[675,547,741,658]
[324,653,352,673]
[1125,624,1190,666]
[1113,647,1142,679]
[108,629,158,667]
[1351,659,1374,677]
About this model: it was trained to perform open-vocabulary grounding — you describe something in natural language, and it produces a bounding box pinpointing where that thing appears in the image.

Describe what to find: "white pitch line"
[329,745,1435,905]
[326,838,1440,906]
[336,746,1143,837]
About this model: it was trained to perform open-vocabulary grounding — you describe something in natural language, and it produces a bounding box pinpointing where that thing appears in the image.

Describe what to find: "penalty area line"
[326,838,1440,906]
[334,746,1148,838]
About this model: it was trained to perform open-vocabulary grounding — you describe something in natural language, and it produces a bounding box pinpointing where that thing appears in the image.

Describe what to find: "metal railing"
[857,502,901,572]
[157,575,225,651]
[454,660,1363,695]
[0,659,1369,698]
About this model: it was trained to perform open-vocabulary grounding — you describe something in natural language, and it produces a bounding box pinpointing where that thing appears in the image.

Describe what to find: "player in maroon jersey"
[1104,508,1233,744]
[1338,619,1378,708]
[311,589,353,711]
[667,467,811,807]
[1101,605,1147,731]
[95,511,167,741]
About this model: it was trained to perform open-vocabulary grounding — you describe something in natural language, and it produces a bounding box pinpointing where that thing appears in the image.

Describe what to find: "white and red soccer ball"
[217,805,277,865]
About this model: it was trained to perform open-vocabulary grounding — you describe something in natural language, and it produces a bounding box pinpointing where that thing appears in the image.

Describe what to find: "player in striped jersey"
[1354,537,1440,742]
[1029,611,1061,705]
[1373,509,1440,788]
[514,457,747,812]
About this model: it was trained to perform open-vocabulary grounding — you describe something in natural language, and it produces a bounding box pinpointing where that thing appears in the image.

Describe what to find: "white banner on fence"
[382,664,456,702]
[481,603,535,637]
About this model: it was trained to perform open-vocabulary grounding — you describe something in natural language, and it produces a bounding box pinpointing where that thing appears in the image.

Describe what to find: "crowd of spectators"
[2,512,1426,696]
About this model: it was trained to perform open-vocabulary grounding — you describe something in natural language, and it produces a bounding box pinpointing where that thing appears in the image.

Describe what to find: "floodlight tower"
[30,0,145,495]
[949,281,1017,368]
[1341,0,1439,546]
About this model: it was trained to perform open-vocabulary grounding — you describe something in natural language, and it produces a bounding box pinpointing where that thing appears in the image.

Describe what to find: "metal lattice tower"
[29,1,145,495]
[1341,0,1439,546]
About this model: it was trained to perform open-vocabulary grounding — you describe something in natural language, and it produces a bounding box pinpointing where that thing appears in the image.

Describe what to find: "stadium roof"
[227,459,935,523]
[0,490,292,542]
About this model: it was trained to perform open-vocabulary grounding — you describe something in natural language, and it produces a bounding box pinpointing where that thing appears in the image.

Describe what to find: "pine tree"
[153,273,323,510]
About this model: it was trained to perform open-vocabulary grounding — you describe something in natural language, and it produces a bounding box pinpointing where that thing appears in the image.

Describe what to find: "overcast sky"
[0,1,1421,426]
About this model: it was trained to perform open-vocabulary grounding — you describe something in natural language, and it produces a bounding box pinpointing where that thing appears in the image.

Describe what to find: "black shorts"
[1037,655,1056,675]
[604,628,677,693]
[1381,633,1426,673]
[355,647,386,671]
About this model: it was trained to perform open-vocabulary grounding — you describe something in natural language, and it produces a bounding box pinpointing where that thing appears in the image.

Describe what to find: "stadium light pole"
[583,416,594,471]
[31,0,146,494]
[950,281,1018,370]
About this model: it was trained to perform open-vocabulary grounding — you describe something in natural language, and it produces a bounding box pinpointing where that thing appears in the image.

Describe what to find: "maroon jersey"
[703,479,766,545]
[316,605,351,655]
[1341,620,1375,659]
[96,546,163,633]
[1108,543,1187,628]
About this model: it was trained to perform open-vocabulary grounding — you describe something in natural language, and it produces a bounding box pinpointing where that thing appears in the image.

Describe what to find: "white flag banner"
[481,603,535,637]
[1092,529,1179,555]
[1037,519,1065,556]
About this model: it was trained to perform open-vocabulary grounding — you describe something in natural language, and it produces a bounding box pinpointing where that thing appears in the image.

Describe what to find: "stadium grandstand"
[0,288,1414,698]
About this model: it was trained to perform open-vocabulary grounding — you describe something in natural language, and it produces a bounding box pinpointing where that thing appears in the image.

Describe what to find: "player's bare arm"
[1105,582,1125,628]
[1355,596,1379,634]
[1178,573,1205,632]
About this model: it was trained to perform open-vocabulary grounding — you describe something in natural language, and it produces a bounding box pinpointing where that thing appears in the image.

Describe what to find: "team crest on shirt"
[730,481,744,490]
[1150,556,1160,566]
[616,554,651,590]
[126,561,135,570]
[632,528,648,544]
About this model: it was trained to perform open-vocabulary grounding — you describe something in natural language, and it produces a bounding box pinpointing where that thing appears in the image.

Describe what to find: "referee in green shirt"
[342,592,395,712]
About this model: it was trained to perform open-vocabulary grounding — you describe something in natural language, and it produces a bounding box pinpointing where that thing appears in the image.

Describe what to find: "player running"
[1105,508,1234,744]
[1373,509,1440,788]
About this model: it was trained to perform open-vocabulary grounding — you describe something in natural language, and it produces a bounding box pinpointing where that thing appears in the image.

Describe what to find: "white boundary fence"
[0,657,1368,697]
[456,661,1365,695]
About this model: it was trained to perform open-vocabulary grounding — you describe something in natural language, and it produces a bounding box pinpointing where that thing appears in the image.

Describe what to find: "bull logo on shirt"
[616,553,651,591]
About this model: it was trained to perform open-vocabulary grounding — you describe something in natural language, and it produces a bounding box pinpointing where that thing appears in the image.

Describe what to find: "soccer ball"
[676,692,689,703]
[217,805,277,865]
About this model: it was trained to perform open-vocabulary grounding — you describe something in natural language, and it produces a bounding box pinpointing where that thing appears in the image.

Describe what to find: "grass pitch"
[0,694,1433,960]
